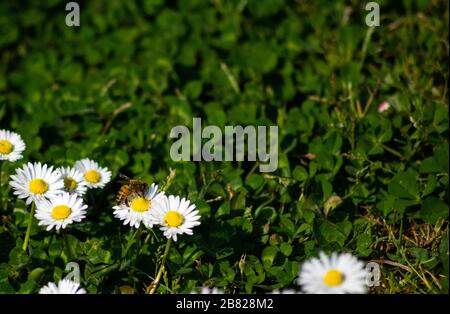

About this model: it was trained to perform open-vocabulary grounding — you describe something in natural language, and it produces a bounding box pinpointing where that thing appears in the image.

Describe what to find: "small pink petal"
[378,101,390,113]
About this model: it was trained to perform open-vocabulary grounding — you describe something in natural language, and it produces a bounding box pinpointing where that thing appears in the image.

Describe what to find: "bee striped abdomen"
[116,185,131,205]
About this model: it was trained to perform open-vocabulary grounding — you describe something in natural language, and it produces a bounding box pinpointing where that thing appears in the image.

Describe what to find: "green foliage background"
[0,0,448,294]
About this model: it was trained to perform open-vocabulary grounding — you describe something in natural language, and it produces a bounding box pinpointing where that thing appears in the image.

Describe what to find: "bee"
[116,174,148,206]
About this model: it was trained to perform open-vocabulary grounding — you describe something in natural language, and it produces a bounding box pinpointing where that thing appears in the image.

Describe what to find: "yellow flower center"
[85,170,101,184]
[29,179,49,195]
[0,140,13,154]
[64,177,78,191]
[51,205,72,220]
[165,211,184,227]
[323,269,344,286]
[130,197,150,212]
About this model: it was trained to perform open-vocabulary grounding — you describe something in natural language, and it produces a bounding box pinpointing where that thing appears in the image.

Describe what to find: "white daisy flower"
[298,252,368,294]
[58,166,88,196]
[9,162,64,205]
[0,129,26,162]
[39,279,86,294]
[150,195,201,242]
[35,192,87,231]
[113,183,164,229]
[74,158,112,189]
[192,286,224,294]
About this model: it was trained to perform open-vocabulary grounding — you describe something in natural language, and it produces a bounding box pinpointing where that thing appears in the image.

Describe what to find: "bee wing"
[117,173,131,184]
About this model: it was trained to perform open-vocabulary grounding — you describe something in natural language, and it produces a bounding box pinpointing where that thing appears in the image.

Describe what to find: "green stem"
[382,144,403,158]
[0,161,3,209]
[122,227,140,258]
[245,161,260,182]
[129,227,143,285]
[147,238,172,294]
[135,227,142,254]
[360,26,375,70]
[22,202,35,252]
[401,249,433,291]
[144,227,159,245]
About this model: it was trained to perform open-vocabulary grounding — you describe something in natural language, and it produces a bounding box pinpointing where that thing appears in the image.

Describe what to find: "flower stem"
[129,227,142,284]
[147,238,171,294]
[0,161,3,209]
[122,227,141,258]
[162,168,176,192]
[22,202,35,252]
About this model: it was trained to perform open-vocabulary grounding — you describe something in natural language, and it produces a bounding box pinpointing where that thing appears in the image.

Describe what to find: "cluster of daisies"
[9,159,111,231]
[2,129,201,240]
[2,129,202,293]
